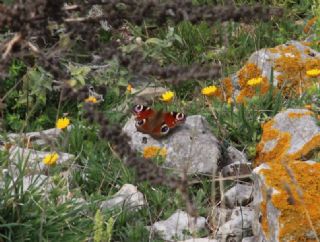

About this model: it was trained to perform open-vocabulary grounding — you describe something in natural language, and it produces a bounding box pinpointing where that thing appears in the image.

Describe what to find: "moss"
[260,161,320,241]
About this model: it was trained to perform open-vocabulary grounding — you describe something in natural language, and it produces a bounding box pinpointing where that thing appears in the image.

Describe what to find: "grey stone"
[224,183,253,208]
[179,238,218,242]
[221,162,252,178]
[226,146,248,164]
[216,207,254,242]
[8,145,74,172]
[123,115,220,175]
[100,184,145,211]
[150,209,206,241]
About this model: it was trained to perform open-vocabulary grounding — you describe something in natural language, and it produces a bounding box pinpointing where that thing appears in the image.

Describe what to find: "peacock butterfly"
[132,104,186,138]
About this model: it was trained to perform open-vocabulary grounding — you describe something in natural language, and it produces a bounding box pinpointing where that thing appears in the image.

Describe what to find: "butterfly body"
[132,105,186,138]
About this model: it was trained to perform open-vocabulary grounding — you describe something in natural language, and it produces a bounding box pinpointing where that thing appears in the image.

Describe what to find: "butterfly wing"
[132,105,186,138]
[164,112,186,128]
[132,104,155,120]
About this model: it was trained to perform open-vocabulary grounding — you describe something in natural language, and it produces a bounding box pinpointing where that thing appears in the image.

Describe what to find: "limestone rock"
[223,183,253,208]
[8,145,74,172]
[253,161,320,241]
[227,40,320,103]
[123,115,221,175]
[178,238,217,242]
[256,109,320,164]
[221,162,252,178]
[4,128,63,147]
[216,207,254,241]
[100,184,145,211]
[150,209,206,241]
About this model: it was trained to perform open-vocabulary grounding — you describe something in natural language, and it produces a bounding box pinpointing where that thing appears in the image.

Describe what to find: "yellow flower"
[160,91,174,103]
[56,117,70,129]
[84,96,97,103]
[201,85,218,96]
[247,77,263,86]
[304,104,312,110]
[127,84,132,93]
[143,146,167,159]
[227,97,233,105]
[43,152,59,166]
[306,69,320,77]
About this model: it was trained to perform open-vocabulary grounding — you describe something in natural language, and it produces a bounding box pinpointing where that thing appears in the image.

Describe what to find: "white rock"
[150,210,206,241]
[179,238,218,242]
[223,183,253,208]
[100,184,145,211]
[8,146,74,172]
[221,161,252,178]
[216,207,254,241]
[123,115,220,175]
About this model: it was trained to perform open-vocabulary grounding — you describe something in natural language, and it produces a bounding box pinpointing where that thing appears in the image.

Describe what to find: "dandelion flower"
[43,152,59,166]
[84,96,97,103]
[227,97,233,105]
[143,146,167,159]
[160,91,174,103]
[127,84,132,93]
[56,117,70,130]
[304,104,312,110]
[247,77,263,86]
[201,85,217,96]
[306,69,320,77]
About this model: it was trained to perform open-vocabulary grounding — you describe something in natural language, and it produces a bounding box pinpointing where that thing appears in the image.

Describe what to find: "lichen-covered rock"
[255,109,320,165]
[123,115,220,175]
[223,183,253,209]
[214,41,320,104]
[253,161,320,241]
[149,209,206,241]
[100,184,145,211]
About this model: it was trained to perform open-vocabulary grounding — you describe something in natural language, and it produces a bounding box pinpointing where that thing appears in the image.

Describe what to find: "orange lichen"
[287,134,320,161]
[255,111,320,166]
[143,146,167,159]
[260,161,320,241]
[221,78,233,98]
[303,17,318,34]
[288,111,313,118]
[236,63,270,103]
[305,58,320,72]
[271,44,320,97]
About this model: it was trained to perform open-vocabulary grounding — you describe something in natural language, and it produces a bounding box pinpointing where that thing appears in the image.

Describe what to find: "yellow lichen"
[260,161,320,241]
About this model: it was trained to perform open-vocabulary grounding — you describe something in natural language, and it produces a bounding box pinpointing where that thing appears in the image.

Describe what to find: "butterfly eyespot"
[134,105,144,113]
[160,124,170,135]
[176,113,185,121]
[136,119,146,126]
